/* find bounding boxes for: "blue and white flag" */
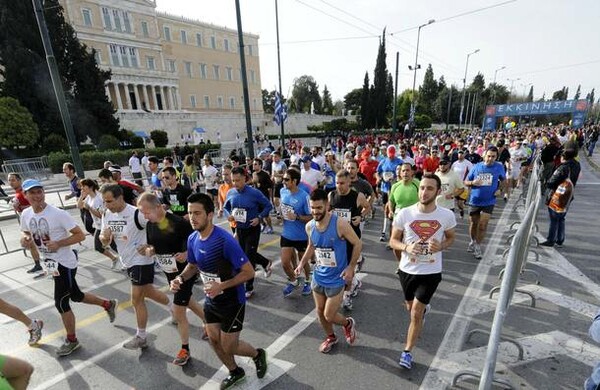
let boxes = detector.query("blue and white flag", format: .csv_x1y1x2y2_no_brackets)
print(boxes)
273,92,288,126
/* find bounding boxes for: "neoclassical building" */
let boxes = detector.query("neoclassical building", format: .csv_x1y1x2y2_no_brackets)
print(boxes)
59,0,265,144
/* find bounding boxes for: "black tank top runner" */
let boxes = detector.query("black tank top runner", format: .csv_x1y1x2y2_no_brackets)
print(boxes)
329,189,361,238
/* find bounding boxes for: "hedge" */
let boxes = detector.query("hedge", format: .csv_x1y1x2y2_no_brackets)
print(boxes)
47,144,221,173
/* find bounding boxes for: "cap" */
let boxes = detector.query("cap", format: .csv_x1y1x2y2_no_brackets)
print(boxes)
108,165,121,173
22,179,43,192
387,145,396,154
440,158,451,165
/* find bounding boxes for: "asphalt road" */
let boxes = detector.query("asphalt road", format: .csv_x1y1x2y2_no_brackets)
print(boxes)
0,160,598,390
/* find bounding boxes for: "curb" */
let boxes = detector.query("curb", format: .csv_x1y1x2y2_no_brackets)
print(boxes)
583,152,600,172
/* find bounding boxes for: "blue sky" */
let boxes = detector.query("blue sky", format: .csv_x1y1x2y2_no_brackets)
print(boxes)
156,0,600,102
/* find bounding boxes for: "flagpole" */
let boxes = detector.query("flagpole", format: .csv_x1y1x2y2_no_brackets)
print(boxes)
275,0,285,148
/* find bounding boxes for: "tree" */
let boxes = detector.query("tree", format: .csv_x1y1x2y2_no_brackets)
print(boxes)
588,88,595,105
44,133,69,153
574,84,581,100
552,87,568,101
0,0,119,146
527,86,534,102
322,85,334,115
371,30,390,128
0,97,39,149
291,75,322,114
344,88,362,115
417,64,438,117
414,114,432,129
150,130,169,148
360,72,372,128
97,134,120,151
262,89,276,113
333,100,344,116
396,89,414,121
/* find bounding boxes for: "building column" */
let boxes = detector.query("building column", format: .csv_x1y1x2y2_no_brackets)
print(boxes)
142,84,150,111
105,85,112,102
123,83,132,110
163,86,172,110
174,87,182,110
114,82,123,110
132,84,141,111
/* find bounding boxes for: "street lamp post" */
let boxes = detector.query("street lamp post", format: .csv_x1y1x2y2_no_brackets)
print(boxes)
458,48,480,130
408,19,435,128
521,82,533,101
507,77,520,103
491,65,506,104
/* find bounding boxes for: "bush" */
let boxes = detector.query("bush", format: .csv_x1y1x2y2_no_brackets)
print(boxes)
130,136,145,149
97,135,120,151
415,114,433,129
47,144,221,173
150,130,169,147
44,134,68,153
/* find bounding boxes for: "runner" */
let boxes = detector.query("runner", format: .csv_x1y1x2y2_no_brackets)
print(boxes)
251,158,274,234
7,172,42,274
0,355,34,390
450,149,473,218
295,189,361,354
20,179,117,357
328,170,370,310
0,298,43,346
202,155,219,203
376,145,403,242
435,158,465,213
99,184,170,350
137,193,207,366
224,167,273,298
171,193,268,389
160,166,192,219
217,164,236,233
271,151,287,222
464,146,506,259
279,168,312,297
389,174,456,369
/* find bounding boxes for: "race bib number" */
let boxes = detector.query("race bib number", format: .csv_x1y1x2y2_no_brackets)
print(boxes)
409,242,436,264
383,172,394,182
232,208,247,223
334,208,351,222
200,271,223,295
281,204,295,221
169,195,180,206
43,259,60,277
477,173,493,186
315,248,337,267
156,254,178,273
107,221,127,241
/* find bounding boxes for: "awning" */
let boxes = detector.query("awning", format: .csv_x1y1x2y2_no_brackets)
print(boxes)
193,127,206,134
133,130,150,139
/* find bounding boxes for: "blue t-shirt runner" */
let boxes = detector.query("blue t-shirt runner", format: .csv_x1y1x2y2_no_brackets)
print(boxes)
280,187,310,241
467,161,506,207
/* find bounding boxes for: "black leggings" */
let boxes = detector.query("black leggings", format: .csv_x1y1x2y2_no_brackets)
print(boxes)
54,263,84,314
236,225,270,292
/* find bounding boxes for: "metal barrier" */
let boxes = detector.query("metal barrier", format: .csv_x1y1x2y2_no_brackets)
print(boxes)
452,156,543,390
1,156,52,180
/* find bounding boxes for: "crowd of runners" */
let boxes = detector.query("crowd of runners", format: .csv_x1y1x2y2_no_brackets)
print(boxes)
0,122,595,389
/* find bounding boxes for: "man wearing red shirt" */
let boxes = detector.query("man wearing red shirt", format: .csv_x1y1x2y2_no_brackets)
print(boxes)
8,173,42,274
359,154,379,189
423,149,441,175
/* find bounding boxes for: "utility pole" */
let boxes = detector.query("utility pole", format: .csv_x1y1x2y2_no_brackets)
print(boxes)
392,51,399,133
459,49,480,130
274,0,285,148
445,87,453,131
32,0,84,178
235,0,254,158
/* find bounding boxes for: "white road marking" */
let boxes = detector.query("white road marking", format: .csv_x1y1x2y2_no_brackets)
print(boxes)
420,198,514,389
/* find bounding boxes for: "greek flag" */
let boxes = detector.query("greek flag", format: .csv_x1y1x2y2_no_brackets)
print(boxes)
273,92,288,126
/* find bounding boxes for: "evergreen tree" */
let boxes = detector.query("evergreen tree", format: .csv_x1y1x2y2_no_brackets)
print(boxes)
322,85,334,115
372,29,390,128
589,88,595,105
527,86,534,102
0,0,119,145
574,84,581,100
344,88,362,115
417,64,438,117
360,72,372,128
291,75,322,114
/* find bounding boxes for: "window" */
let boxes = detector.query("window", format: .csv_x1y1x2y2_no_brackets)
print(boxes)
119,46,129,67
164,26,171,41
82,9,92,27
226,67,233,81
250,70,256,84
213,65,220,80
166,59,176,73
204,96,210,108
102,8,112,29
217,96,224,109
229,97,235,109
190,95,197,108
184,61,192,77
199,63,207,79
109,44,119,65
112,9,121,31
196,33,202,47
224,38,229,52
141,21,149,37
123,12,132,33
180,30,187,44
253,98,258,110
248,44,253,56
147,56,155,70
210,36,216,49
128,47,138,68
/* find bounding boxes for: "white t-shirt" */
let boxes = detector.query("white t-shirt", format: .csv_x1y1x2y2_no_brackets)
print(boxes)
85,193,105,230
301,167,323,191
202,165,219,190
290,153,300,166
312,155,326,169
141,155,149,170
451,159,473,181
102,204,152,267
436,170,464,209
392,204,456,275
20,204,78,268
129,156,141,173
399,155,415,166
509,147,528,171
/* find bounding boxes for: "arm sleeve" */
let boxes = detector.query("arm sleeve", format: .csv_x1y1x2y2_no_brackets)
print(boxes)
392,208,405,229
59,209,78,231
